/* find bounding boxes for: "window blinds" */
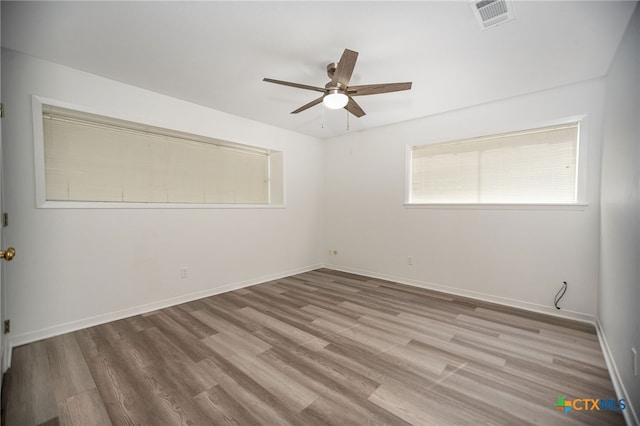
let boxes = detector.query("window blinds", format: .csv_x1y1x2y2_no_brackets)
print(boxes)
42,106,270,204
410,123,579,204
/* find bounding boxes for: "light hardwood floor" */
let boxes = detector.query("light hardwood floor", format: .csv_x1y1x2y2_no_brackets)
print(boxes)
1,269,626,425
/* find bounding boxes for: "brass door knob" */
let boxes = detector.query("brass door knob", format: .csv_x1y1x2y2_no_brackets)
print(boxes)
0,247,15,261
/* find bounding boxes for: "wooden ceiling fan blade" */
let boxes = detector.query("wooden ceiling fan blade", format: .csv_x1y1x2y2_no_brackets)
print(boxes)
263,78,326,93
345,97,366,118
291,96,324,114
348,82,412,96
331,49,359,88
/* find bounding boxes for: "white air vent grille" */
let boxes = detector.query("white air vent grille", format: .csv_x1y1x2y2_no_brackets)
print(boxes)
471,0,515,30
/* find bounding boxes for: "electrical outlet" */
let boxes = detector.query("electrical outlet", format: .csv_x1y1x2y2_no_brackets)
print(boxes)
180,267,188,279
407,256,414,266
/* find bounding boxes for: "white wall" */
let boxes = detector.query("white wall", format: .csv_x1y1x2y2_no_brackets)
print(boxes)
600,3,640,422
324,79,606,319
1,49,325,346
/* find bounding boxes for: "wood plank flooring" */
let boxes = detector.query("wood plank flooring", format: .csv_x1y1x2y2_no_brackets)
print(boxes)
2,269,626,425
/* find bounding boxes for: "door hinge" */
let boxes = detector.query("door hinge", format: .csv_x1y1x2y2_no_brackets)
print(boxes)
0,103,4,118
3,320,10,334
2,213,8,228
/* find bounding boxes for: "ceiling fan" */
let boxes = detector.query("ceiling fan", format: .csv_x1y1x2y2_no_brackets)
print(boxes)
263,48,412,118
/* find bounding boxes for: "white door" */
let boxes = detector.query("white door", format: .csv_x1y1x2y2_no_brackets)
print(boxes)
0,44,4,375
0,27,16,378
0,52,14,375
0,77,5,374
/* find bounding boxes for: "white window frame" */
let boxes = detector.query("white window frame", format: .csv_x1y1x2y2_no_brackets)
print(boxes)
32,96,285,209
405,117,589,210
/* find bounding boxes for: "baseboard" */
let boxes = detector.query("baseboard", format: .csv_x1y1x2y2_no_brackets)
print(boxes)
7,263,323,356
595,319,639,426
323,263,597,324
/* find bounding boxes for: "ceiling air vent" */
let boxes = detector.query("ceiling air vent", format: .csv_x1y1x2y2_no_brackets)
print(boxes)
470,0,515,30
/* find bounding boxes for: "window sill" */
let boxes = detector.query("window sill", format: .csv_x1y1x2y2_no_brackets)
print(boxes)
404,203,588,211
38,201,286,210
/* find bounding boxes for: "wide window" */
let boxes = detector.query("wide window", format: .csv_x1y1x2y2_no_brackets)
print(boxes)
39,104,282,206
409,123,580,204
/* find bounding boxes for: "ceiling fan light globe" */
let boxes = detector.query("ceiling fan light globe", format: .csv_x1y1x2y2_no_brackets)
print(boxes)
323,92,348,110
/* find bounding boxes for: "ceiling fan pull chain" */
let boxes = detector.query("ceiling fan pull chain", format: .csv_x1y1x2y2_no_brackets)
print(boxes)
346,107,350,131
321,104,325,128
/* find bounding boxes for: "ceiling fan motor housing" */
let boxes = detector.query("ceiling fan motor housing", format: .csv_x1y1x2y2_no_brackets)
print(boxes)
326,62,338,79
325,63,346,93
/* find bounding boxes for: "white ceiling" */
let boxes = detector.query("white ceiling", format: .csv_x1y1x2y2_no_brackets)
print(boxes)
2,1,637,139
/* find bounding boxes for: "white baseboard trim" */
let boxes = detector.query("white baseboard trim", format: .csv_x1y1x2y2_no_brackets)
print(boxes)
595,319,638,426
7,263,323,356
323,263,597,324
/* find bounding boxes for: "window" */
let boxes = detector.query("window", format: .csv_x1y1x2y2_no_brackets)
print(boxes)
409,123,580,204
39,103,283,206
